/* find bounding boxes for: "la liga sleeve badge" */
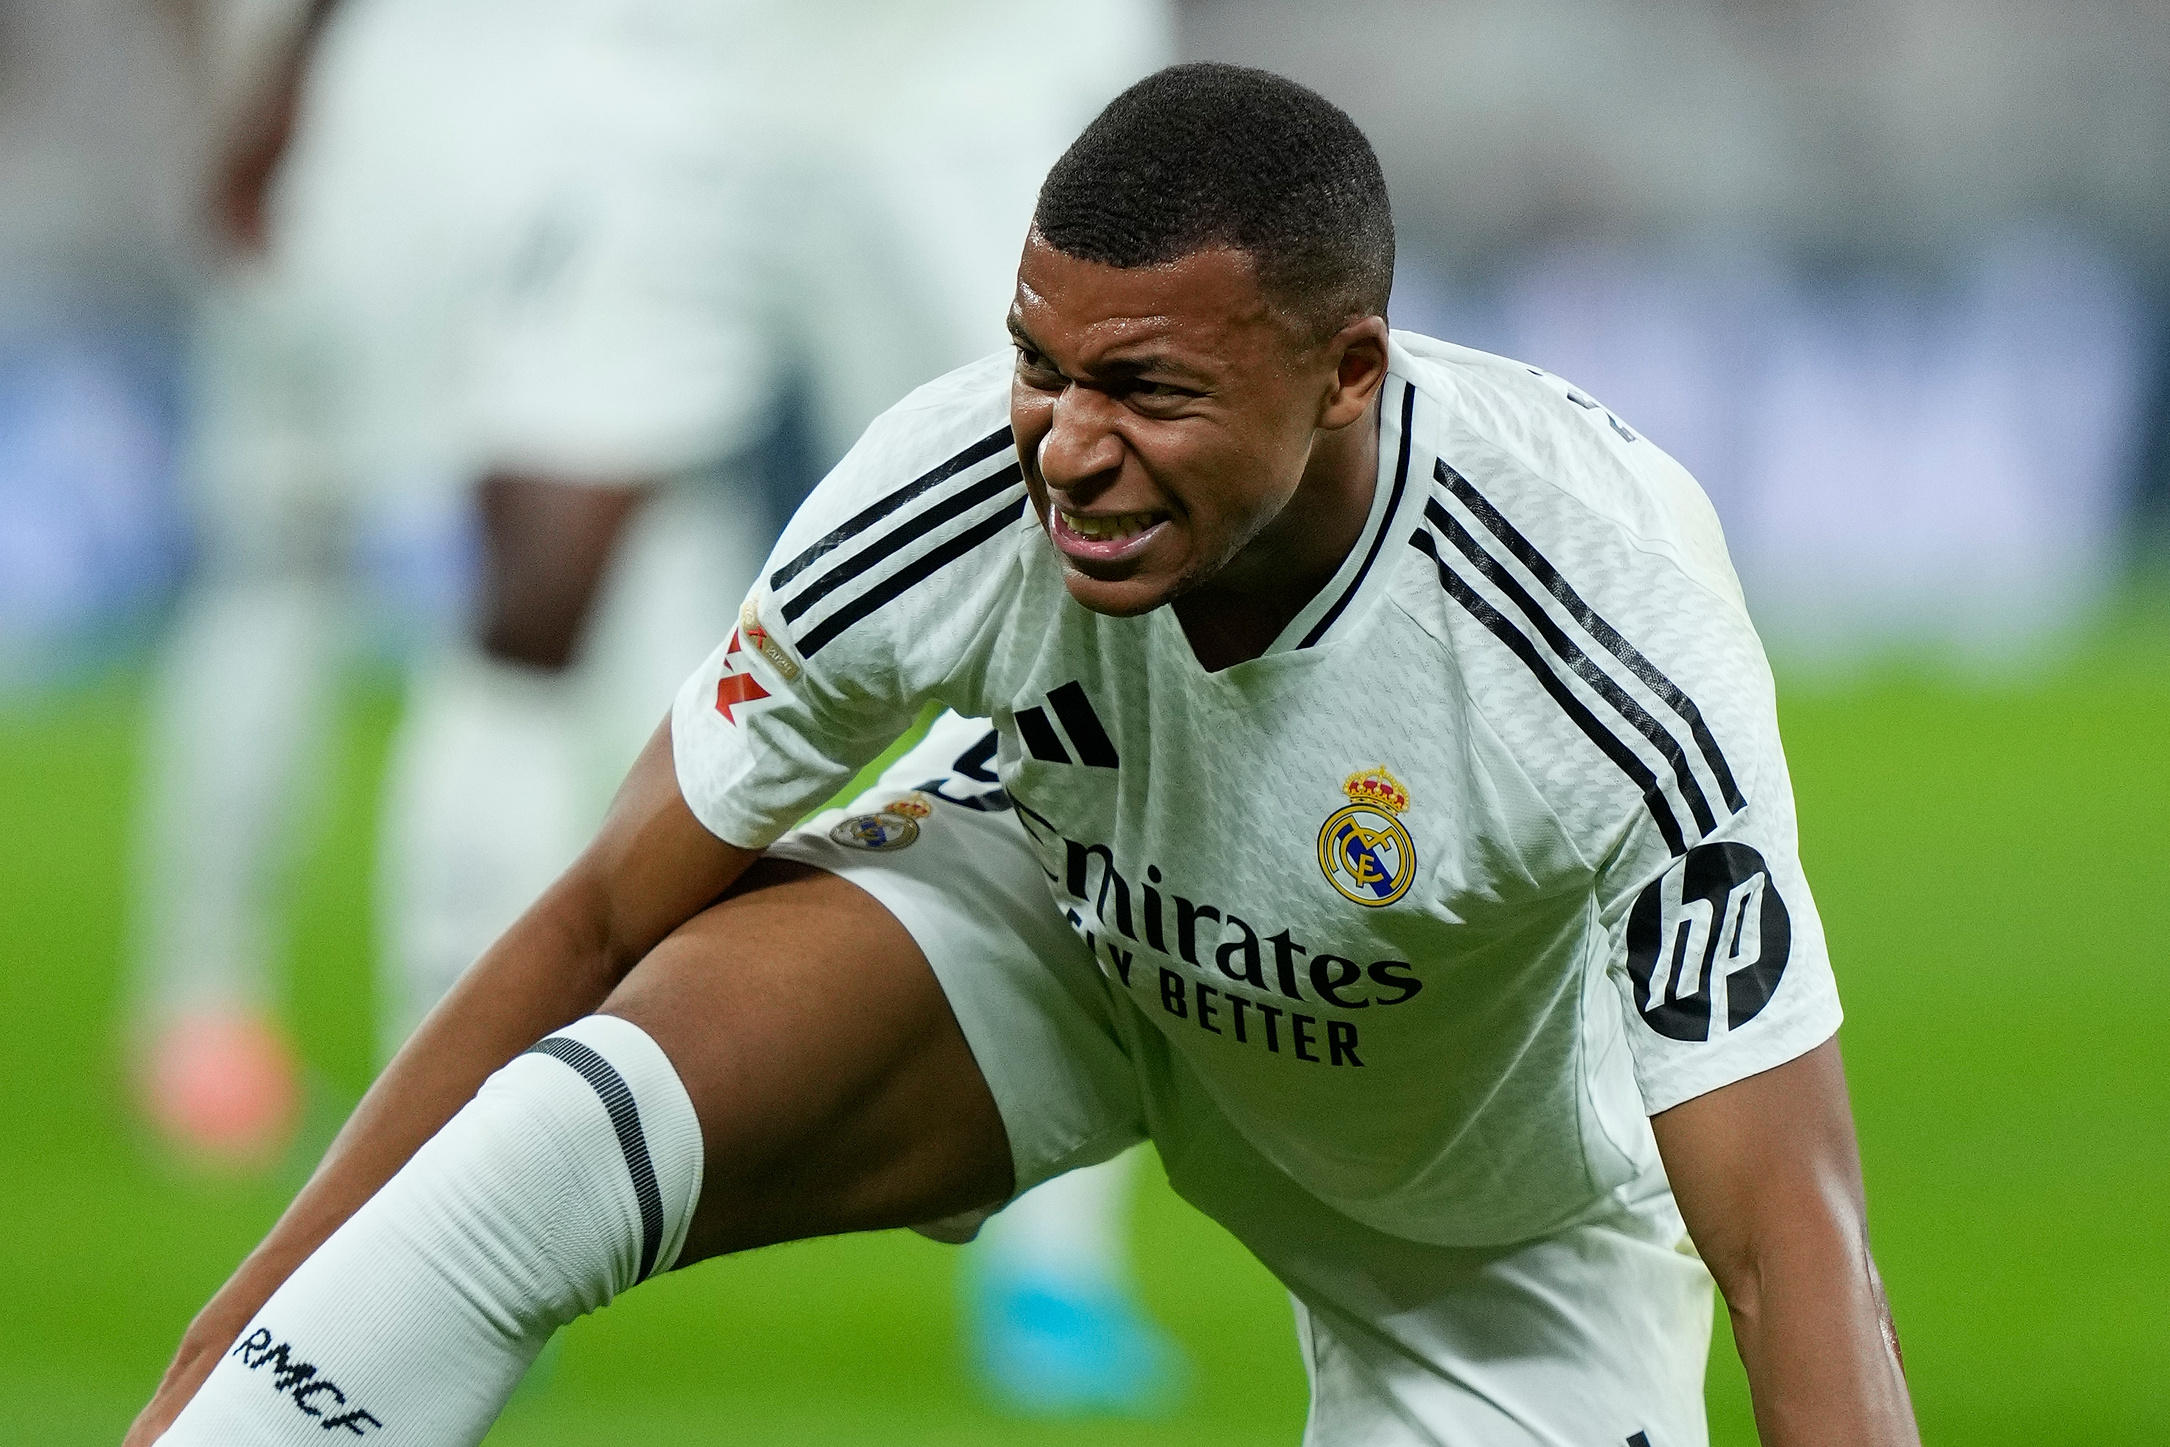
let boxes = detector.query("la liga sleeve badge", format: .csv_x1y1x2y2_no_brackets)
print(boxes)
1317,767,1417,906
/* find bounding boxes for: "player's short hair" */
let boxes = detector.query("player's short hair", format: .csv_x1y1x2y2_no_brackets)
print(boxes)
1035,63,1395,339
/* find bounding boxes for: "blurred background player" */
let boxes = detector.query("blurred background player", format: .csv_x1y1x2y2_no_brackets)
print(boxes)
125,0,1186,1415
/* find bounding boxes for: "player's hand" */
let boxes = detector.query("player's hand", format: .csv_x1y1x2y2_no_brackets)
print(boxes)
125,1203,336,1445
124,1294,253,1444
125,1333,216,1444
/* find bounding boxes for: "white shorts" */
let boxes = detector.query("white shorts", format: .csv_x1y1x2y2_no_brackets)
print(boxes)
769,714,1717,1447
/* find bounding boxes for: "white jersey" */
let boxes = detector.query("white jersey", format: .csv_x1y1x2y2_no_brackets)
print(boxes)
673,332,1843,1247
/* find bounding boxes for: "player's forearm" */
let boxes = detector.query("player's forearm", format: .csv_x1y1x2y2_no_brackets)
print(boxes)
264,887,632,1254
150,888,627,1361
206,0,344,250
135,867,689,1447
239,725,741,1293
1718,1221,1918,1446
1651,1042,1918,1446
131,731,742,1443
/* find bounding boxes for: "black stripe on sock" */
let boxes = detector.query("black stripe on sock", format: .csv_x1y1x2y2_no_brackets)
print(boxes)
1046,681,1119,767
1435,459,1746,813
796,496,1028,657
1423,496,1719,836
1412,529,1688,856
525,1036,665,1283
780,464,1023,624
1300,379,1417,649
770,426,1014,590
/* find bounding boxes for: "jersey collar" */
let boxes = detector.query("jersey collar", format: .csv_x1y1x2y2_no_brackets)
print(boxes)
1264,347,1431,655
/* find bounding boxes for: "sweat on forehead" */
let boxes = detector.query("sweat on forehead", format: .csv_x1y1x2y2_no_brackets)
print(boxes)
1033,62,1396,338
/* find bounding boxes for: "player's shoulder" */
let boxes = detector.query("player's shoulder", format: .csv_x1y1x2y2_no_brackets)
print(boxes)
757,350,1035,672
1385,332,1777,865
1392,331,1743,615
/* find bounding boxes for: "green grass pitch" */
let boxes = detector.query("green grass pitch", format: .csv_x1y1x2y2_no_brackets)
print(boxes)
1,595,2163,1443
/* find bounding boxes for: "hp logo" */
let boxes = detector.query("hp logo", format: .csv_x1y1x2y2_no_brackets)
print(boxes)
1626,842,1791,1042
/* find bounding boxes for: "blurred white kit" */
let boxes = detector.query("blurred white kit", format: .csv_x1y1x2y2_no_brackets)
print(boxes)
144,0,1174,1038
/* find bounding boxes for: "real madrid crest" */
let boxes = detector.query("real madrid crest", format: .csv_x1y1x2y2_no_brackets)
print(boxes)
1317,767,1416,907
829,792,933,852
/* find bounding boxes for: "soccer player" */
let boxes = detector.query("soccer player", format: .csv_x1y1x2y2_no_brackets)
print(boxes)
135,65,1920,1446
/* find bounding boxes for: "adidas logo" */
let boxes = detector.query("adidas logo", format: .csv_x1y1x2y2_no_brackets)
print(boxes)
1015,681,1119,768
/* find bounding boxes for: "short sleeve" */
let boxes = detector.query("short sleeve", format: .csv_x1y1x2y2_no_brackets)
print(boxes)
1423,347,1848,1116
1592,609,1844,1116
670,590,899,850
670,356,1030,849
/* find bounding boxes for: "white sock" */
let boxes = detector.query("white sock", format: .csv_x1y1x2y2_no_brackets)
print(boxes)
132,573,340,1019
159,1015,703,1445
979,1149,1141,1293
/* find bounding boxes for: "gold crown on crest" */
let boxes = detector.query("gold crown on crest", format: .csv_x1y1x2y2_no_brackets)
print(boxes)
1342,767,1409,814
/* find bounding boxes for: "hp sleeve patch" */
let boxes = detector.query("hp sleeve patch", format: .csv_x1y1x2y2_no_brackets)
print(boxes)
1625,841,1790,1042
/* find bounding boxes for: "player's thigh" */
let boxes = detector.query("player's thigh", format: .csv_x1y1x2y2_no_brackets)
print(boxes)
1287,1223,1712,1447
767,714,1151,1203
1157,1084,1711,1445
603,857,1013,1262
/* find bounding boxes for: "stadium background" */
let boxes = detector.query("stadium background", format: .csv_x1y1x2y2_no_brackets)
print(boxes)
2,1,2165,1441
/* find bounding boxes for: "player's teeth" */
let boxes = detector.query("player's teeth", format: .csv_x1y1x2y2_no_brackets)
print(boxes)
1065,511,1153,541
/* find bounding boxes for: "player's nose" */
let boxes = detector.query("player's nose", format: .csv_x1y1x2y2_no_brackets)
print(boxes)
1035,386,1126,498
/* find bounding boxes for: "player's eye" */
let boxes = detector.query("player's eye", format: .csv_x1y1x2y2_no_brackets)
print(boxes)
1013,344,1062,388
1126,379,1197,409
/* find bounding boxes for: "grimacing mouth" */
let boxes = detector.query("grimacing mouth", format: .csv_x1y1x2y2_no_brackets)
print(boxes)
1055,507,1165,541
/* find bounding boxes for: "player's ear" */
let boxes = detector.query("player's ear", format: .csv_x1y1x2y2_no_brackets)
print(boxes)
1316,315,1390,431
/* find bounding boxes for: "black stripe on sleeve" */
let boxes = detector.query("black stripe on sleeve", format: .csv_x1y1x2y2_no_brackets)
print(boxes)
1299,379,1417,649
1412,529,1688,856
1435,459,1746,813
795,495,1029,657
781,464,1022,623
1047,681,1119,767
1423,496,1719,836
525,1036,666,1283
769,426,1015,590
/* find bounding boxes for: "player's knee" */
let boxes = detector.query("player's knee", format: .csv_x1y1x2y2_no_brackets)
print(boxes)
461,1015,708,1309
